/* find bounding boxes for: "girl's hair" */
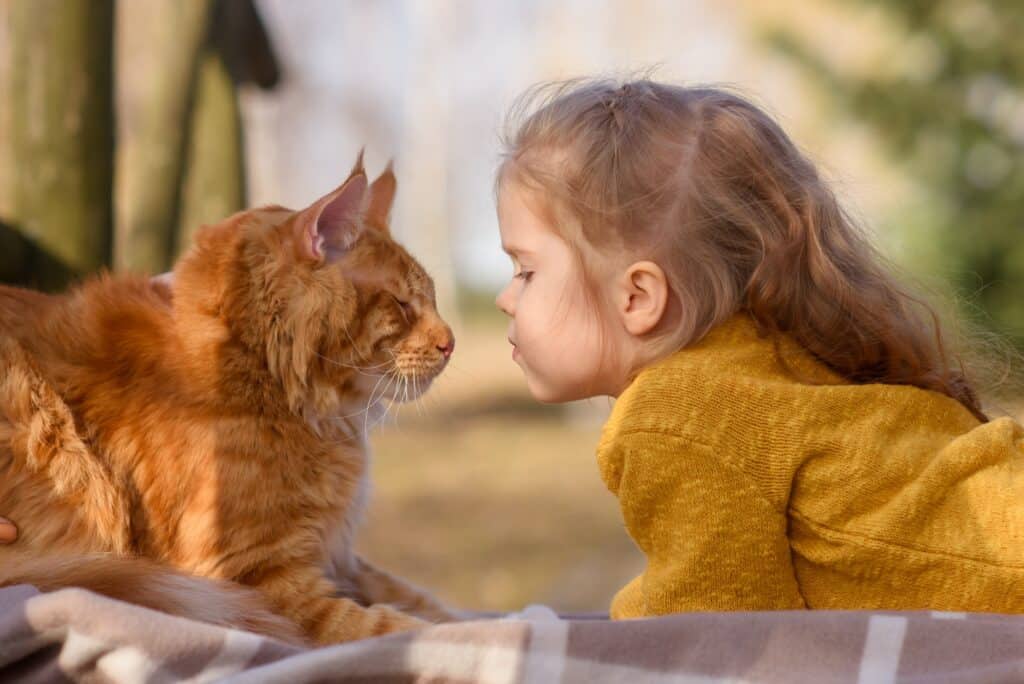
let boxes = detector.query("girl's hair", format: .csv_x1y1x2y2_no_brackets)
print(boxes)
499,77,995,422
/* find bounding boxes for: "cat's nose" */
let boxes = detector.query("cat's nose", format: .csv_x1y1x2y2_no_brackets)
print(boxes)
437,338,455,360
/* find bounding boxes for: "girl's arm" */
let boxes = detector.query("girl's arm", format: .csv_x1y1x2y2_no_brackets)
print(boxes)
610,433,806,615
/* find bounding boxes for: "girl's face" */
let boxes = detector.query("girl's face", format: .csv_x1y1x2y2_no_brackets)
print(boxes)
495,182,617,402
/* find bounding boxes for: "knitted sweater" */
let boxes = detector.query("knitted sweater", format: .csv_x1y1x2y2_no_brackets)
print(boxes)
597,312,1024,617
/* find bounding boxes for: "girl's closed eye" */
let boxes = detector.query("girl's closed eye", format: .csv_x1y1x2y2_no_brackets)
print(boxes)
515,270,534,282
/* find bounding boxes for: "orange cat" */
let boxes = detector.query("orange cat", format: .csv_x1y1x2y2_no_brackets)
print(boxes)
0,156,457,645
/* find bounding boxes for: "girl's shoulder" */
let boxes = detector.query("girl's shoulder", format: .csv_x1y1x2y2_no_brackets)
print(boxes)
627,312,843,402
604,311,979,449
664,313,845,382
604,314,802,441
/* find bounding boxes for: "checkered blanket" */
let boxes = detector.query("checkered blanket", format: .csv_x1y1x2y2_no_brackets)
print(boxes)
1,584,1021,683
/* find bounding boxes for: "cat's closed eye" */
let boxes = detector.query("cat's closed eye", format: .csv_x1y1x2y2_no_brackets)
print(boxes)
393,297,414,322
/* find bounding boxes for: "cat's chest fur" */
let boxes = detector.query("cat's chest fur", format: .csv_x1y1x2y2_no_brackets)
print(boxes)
69,379,371,579
12,278,382,585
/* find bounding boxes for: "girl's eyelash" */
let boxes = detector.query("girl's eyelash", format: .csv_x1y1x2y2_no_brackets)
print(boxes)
514,270,534,282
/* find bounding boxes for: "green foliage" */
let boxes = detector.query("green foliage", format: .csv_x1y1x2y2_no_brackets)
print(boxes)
765,0,1024,347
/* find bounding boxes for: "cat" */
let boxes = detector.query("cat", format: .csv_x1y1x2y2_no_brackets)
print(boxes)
0,154,458,646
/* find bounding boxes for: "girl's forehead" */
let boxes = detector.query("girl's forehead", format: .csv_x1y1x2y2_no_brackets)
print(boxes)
499,213,558,260
498,183,557,243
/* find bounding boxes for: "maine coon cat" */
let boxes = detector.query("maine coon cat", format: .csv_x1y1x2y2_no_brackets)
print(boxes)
0,156,457,645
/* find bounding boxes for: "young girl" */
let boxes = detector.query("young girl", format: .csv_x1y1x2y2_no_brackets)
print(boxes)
494,78,1023,616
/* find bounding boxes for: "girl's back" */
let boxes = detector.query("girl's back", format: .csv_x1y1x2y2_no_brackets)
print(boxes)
597,312,1024,616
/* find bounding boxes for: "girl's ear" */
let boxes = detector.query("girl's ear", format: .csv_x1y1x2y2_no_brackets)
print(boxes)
617,261,670,336
293,171,369,264
366,160,397,233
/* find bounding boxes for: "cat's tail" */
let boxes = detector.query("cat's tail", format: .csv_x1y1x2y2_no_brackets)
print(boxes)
0,551,307,646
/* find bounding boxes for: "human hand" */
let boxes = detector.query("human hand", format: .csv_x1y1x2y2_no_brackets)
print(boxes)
151,272,174,288
150,272,174,302
0,517,18,543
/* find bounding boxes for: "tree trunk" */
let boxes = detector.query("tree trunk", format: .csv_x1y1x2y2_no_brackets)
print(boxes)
1,0,114,289
0,1,26,282
113,0,213,273
175,47,246,258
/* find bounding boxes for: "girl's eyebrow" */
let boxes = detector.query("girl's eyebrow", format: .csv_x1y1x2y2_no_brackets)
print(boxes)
501,244,534,257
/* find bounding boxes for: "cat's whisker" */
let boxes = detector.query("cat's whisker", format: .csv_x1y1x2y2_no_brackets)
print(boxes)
369,369,393,401
399,376,415,423
385,382,404,430
363,381,382,435
365,371,393,414
413,374,425,417
338,369,393,422
371,377,401,432
364,369,400,434
309,347,391,376
419,386,431,417
337,319,373,364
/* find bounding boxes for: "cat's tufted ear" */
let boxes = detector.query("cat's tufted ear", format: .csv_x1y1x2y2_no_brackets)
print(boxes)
293,172,368,264
365,160,396,233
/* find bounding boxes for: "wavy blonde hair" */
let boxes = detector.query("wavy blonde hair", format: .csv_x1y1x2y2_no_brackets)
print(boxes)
499,78,996,422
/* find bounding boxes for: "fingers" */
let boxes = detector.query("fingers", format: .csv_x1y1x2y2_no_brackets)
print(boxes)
0,517,17,543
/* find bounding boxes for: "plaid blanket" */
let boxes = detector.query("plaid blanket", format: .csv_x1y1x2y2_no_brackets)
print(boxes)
1,585,1022,683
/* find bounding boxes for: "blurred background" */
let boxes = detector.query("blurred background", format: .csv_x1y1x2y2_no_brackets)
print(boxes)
1,0,1022,613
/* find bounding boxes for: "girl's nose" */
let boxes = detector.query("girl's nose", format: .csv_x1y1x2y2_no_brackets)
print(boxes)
495,285,514,317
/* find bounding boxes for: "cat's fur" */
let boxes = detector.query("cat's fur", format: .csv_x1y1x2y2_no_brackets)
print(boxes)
0,157,457,645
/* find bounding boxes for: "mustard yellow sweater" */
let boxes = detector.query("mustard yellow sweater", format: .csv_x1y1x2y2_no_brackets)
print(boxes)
598,312,1024,617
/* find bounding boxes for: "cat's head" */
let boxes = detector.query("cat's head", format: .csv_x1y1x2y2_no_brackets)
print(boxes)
175,154,453,418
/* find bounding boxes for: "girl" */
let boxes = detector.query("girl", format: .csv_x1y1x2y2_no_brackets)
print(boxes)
494,78,1023,616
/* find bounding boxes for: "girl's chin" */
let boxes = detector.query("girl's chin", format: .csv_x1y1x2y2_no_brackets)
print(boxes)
517,360,579,403
525,378,573,404
528,375,607,404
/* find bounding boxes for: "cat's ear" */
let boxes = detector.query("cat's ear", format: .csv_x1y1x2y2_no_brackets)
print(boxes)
293,172,368,264
365,160,396,233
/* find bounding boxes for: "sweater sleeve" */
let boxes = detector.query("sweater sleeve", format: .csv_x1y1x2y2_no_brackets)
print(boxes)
608,431,806,617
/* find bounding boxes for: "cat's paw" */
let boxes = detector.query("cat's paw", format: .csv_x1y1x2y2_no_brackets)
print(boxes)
386,610,431,633
409,602,471,624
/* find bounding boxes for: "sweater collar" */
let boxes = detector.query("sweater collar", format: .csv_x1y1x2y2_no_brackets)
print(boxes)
595,312,764,494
